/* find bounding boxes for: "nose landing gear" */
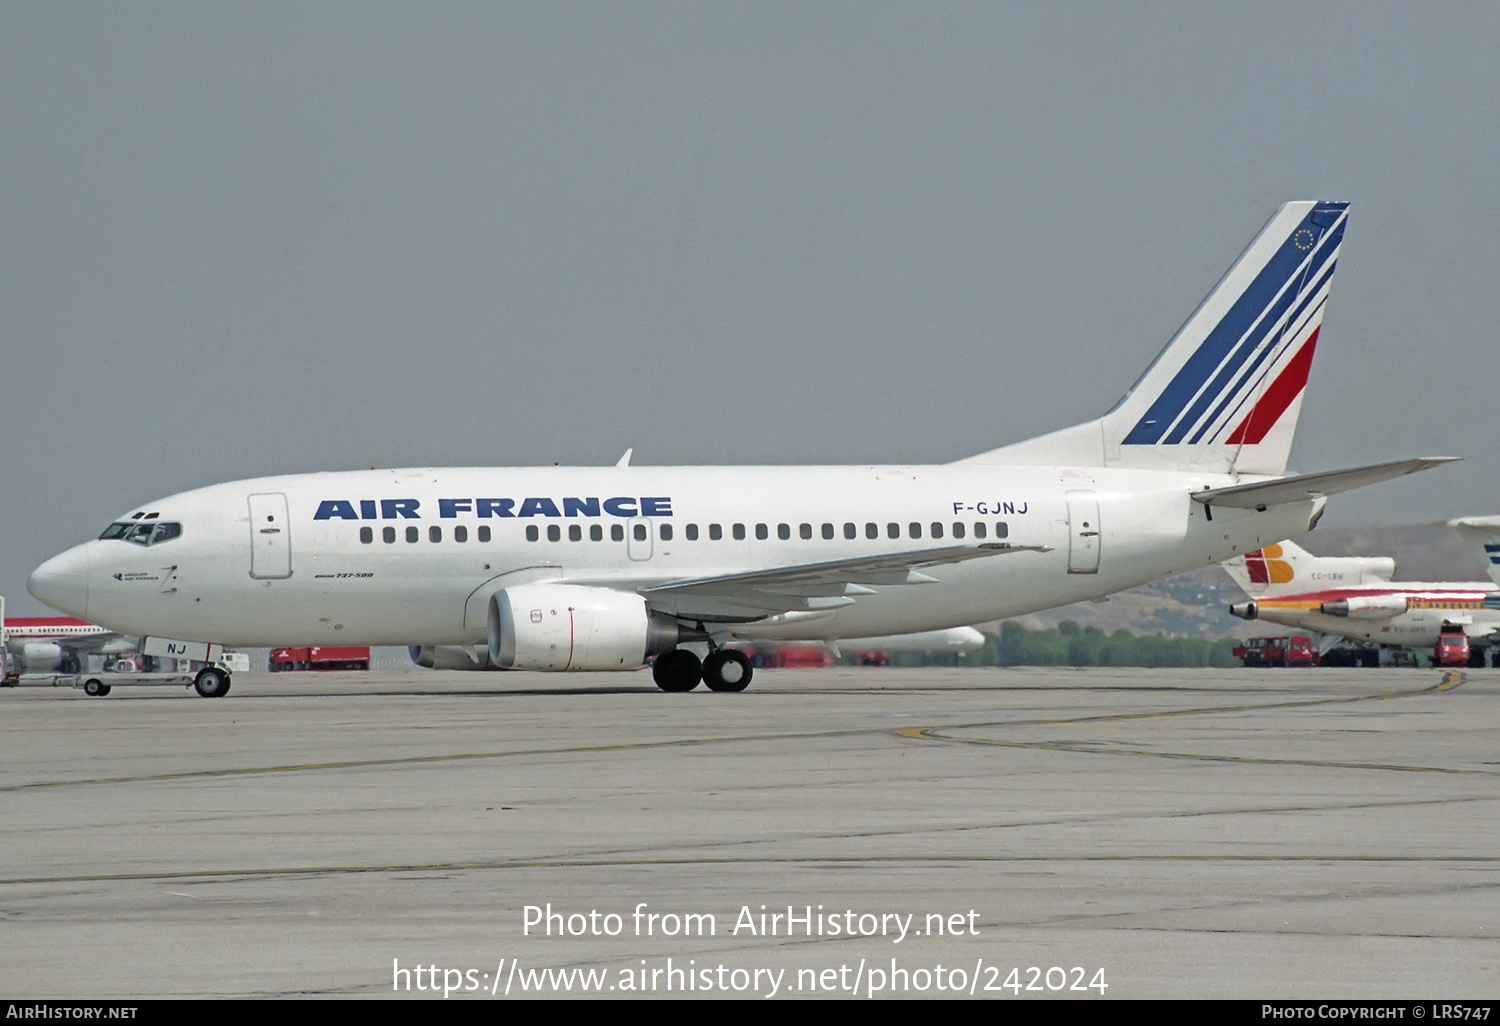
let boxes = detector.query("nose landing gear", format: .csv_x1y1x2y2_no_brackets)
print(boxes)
193,666,231,698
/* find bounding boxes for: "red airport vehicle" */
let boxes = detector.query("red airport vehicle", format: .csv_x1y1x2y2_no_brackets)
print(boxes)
269,646,371,671
1232,635,1316,668
742,644,835,669
1433,630,1470,668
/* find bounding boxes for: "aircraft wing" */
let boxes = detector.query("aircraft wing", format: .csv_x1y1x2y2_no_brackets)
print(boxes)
65,633,134,655
1191,457,1457,511
640,543,1051,621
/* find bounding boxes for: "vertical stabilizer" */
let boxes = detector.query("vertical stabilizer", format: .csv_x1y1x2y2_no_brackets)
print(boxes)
963,201,1349,475
1449,516,1500,587
1223,538,1395,597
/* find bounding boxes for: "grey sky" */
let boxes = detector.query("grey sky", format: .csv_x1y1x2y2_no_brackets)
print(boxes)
4,3,1496,614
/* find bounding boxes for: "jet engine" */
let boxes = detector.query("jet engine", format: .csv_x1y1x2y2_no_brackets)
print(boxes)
21,642,64,672
1229,601,1258,620
487,584,699,671
1320,595,1409,618
408,645,501,671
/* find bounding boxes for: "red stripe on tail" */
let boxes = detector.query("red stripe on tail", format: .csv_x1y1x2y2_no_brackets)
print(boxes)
1226,328,1319,445
1245,550,1269,585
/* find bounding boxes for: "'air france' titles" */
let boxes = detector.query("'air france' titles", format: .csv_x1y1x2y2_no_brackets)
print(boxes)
313,497,673,521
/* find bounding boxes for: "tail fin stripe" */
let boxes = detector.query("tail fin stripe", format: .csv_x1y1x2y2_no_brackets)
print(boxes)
1160,242,1321,445
1189,281,1331,446
1224,328,1320,445
1245,549,1270,584
1187,241,1338,446
1214,311,1322,445
1159,216,1345,445
1122,204,1347,446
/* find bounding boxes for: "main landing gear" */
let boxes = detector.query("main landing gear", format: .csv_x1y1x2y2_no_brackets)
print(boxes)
651,647,753,693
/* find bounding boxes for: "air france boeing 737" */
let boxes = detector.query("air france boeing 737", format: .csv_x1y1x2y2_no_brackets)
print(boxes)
29,201,1452,694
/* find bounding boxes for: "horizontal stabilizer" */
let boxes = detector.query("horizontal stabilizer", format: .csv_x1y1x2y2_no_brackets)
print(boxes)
1191,457,1457,510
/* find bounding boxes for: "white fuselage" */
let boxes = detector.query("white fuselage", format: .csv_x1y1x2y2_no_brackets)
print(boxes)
32,464,1318,649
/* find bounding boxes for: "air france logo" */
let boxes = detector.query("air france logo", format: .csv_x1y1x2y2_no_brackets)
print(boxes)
312,497,673,521
1244,544,1294,585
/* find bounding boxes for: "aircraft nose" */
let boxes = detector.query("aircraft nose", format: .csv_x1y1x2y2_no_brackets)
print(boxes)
28,545,90,618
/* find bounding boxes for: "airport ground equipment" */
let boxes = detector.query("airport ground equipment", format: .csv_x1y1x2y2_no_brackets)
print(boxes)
269,646,370,671
1433,630,1470,668
1232,635,1316,668
1,663,234,697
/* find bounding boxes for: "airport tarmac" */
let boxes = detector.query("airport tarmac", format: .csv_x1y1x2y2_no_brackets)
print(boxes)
1,665,1496,999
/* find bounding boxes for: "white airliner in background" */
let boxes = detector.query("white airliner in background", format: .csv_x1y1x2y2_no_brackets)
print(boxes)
1223,535,1500,664
29,201,1453,694
1451,516,1500,588
0,596,134,674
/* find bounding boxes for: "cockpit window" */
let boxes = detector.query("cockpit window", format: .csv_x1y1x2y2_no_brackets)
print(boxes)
98,521,183,546
123,523,156,544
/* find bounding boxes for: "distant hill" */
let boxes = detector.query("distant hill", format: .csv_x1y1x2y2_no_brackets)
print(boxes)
994,519,1497,641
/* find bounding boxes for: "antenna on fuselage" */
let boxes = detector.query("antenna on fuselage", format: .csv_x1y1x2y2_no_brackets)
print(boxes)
616,449,633,468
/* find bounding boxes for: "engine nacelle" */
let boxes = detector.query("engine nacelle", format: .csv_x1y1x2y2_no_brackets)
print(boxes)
1320,595,1408,618
1229,601,1258,620
1350,557,1397,584
408,645,501,671
21,642,63,672
488,584,694,671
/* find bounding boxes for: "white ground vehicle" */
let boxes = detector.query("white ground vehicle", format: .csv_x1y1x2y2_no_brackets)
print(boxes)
1,664,234,698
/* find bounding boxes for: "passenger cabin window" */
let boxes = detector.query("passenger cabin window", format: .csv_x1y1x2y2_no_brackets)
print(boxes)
477,525,491,543
526,525,539,542
660,524,673,541
952,522,965,539
995,522,1008,538
590,525,603,541
430,526,442,543
974,522,987,539
778,524,791,540
686,524,699,541
455,525,468,542
799,523,812,540
755,524,768,540
547,525,561,542
360,527,373,544
909,522,922,539
710,524,723,540
383,526,396,544
633,524,647,541
866,523,878,539
930,522,944,539
843,523,856,540
887,523,900,539
612,524,625,542
734,524,746,540
569,524,582,541
406,526,419,543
